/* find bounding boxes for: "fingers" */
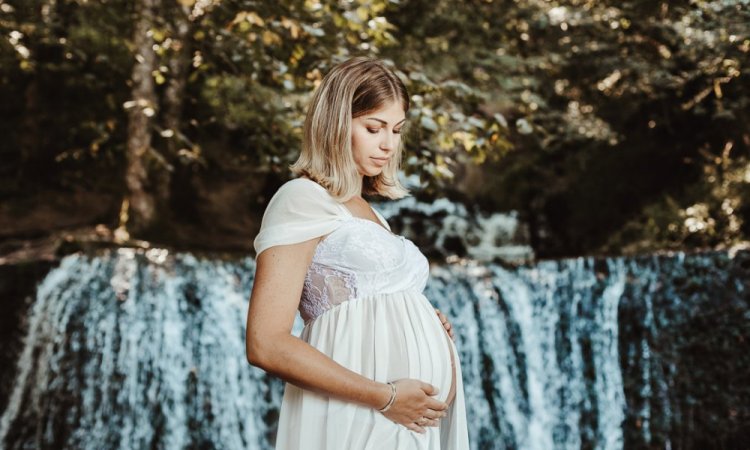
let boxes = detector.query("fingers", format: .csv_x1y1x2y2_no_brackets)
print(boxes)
388,405,447,434
420,382,439,396
386,377,451,434
436,309,449,325
410,407,448,433
446,324,454,340
420,418,440,428
436,309,456,340
405,423,426,434
428,398,450,411
405,413,443,434
423,408,448,420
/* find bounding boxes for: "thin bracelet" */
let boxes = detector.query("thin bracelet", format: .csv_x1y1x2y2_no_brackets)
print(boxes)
378,382,397,412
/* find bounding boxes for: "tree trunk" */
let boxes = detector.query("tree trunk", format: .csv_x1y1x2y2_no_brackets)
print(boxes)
164,4,192,158
160,2,193,209
125,0,159,234
19,79,40,187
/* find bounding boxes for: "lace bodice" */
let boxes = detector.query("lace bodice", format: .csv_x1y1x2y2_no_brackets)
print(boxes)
300,215,430,325
252,177,430,326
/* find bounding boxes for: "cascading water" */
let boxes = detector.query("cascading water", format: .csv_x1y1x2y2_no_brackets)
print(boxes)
0,249,278,450
1,247,748,449
426,258,626,450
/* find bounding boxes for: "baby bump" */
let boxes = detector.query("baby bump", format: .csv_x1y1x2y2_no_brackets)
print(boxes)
374,295,457,407
424,307,457,408
301,292,457,406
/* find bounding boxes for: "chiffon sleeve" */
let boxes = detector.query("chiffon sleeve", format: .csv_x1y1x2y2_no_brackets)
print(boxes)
253,178,347,256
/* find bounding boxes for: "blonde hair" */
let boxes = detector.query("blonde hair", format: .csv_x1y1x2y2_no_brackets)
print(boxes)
290,56,410,201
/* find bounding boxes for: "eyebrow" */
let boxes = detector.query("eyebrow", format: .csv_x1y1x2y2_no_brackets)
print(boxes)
366,117,407,126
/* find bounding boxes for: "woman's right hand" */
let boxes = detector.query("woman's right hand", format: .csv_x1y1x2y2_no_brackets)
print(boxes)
378,379,449,434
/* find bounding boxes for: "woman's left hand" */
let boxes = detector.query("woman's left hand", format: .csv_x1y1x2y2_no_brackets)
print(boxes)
435,308,455,341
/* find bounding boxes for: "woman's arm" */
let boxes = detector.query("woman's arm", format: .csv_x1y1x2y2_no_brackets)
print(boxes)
246,237,388,409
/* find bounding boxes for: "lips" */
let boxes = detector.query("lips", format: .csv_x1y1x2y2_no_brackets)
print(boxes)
371,157,389,165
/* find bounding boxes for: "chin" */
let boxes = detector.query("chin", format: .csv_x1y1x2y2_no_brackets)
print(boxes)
358,167,382,177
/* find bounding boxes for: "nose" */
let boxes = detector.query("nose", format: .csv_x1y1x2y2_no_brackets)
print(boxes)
380,130,395,152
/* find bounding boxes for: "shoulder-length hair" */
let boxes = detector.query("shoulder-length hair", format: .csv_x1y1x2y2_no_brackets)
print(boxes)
289,56,410,201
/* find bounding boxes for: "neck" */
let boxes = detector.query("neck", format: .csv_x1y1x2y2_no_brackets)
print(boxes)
355,174,364,198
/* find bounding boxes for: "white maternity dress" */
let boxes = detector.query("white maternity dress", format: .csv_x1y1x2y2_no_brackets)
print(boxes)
253,178,470,450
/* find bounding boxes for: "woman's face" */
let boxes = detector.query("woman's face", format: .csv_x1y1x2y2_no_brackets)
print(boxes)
351,100,406,178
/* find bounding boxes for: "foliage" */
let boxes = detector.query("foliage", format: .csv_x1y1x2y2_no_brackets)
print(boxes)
0,0,748,258
0,0,133,195
385,0,750,257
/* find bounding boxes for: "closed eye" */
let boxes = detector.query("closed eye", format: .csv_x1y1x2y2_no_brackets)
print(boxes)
367,128,402,134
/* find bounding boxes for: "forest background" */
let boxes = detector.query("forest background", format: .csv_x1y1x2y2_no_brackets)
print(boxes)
1,0,749,261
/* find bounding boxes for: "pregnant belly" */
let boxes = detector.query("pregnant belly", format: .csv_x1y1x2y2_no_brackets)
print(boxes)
396,292,458,408
377,292,457,407
427,306,457,408
301,291,457,407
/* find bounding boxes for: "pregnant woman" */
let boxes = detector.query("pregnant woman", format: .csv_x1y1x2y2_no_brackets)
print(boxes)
246,56,470,449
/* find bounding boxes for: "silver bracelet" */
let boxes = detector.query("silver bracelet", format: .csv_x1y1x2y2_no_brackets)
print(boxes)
378,382,397,412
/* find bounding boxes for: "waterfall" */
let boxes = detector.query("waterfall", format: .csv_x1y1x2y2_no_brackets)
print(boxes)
0,249,277,449
1,248,748,449
426,258,626,450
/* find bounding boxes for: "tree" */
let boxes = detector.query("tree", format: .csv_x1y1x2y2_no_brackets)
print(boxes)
124,0,160,235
